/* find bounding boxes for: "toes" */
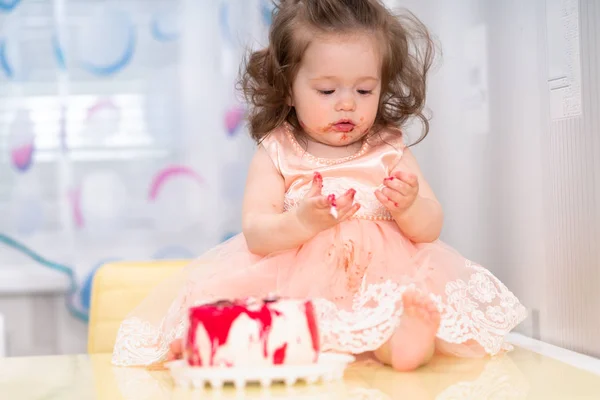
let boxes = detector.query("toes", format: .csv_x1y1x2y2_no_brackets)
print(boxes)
402,289,428,308
423,299,440,315
415,292,432,307
401,292,418,314
417,305,433,321
401,289,440,322
401,289,417,304
169,339,183,359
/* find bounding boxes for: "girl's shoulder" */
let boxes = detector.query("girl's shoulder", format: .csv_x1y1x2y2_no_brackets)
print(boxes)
258,125,290,173
259,124,289,158
259,124,287,150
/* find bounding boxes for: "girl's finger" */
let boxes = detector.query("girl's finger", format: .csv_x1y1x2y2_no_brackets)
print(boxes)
381,187,402,205
335,189,356,209
335,200,356,218
340,203,361,221
306,172,324,198
392,171,418,187
309,195,331,209
384,177,411,196
375,189,398,210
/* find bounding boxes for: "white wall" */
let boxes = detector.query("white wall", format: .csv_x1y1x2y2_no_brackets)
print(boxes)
394,0,600,356
540,0,600,355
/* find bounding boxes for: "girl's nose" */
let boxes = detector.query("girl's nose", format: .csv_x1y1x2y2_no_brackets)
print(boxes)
335,92,356,112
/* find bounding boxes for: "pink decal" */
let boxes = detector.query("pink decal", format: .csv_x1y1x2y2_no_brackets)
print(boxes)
67,188,84,228
11,143,34,172
224,106,245,136
86,98,119,121
148,166,204,201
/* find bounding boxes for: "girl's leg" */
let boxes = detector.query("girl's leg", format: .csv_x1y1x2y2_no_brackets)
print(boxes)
373,289,440,371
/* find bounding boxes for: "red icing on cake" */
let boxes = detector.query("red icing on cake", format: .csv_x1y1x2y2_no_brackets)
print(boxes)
273,343,287,364
185,297,320,367
186,302,275,366
304,301,320,359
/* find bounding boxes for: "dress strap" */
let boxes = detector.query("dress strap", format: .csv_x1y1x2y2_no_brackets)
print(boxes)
259,127,286,174
372,126,406,175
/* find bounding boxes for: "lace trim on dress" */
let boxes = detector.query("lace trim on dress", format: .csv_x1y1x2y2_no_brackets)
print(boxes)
112,260,526,366
435,260,527,354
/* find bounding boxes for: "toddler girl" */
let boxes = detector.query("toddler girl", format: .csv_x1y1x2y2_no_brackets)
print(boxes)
112,0,526,372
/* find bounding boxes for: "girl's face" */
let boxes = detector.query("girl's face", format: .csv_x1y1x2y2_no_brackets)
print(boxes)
290,32,382,147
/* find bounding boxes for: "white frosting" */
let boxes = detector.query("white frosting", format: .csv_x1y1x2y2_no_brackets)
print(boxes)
191,300,318,367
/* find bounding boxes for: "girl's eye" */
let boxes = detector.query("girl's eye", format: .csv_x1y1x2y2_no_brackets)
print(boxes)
358,90,373,95
317,90,335,95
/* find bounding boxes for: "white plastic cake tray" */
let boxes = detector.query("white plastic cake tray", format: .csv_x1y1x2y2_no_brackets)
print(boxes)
165,353,355,389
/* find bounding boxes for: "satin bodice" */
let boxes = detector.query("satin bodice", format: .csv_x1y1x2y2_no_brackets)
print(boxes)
261,123,407,221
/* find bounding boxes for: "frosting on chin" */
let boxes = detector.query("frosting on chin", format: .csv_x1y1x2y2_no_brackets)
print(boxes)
185,297,320,367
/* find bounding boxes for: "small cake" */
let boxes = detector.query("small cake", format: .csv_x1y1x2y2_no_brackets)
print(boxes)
184,296,320,367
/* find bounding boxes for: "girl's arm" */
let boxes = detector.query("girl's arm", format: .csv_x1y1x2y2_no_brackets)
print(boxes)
394,148,443,242
376,147,444,243
241,146,318,256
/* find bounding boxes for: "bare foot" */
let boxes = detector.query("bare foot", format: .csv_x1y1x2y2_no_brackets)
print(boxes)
167,338,184,361
146,339,184,370
374,289,440,371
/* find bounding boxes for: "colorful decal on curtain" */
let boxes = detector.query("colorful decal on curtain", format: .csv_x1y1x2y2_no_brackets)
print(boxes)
221,232,237,242
85,98,121,138
224,105,246,137
0,0,20,13
148,165,204,201
150,7,181,42
53,7,136,76
52,33,66,70
219,1,234,46
219,0,248,47
8,109,35,173
0,234,88,322
67,188,84,229
148,165,207,232
261,0,274,26
0,39,13,78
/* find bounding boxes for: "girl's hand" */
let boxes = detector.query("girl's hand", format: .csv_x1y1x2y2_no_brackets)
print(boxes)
296,172,361,234
375,171,419,217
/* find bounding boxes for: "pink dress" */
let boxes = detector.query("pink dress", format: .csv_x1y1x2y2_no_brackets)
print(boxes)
112,124,527,367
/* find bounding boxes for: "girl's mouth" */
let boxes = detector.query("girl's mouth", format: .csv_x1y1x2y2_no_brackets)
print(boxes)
331,120,355,132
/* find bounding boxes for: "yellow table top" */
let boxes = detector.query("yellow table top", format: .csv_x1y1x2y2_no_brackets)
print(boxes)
1,347,600,399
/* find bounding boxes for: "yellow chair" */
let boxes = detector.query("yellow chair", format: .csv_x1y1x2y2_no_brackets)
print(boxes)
87,260,190,354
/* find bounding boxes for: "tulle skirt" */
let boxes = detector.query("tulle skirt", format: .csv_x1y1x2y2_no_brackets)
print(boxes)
112,219,527,367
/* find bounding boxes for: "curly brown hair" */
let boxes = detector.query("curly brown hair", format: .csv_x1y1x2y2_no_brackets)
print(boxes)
238,0,436,146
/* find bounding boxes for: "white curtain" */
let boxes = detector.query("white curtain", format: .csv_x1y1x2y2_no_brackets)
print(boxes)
0,0,270,322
